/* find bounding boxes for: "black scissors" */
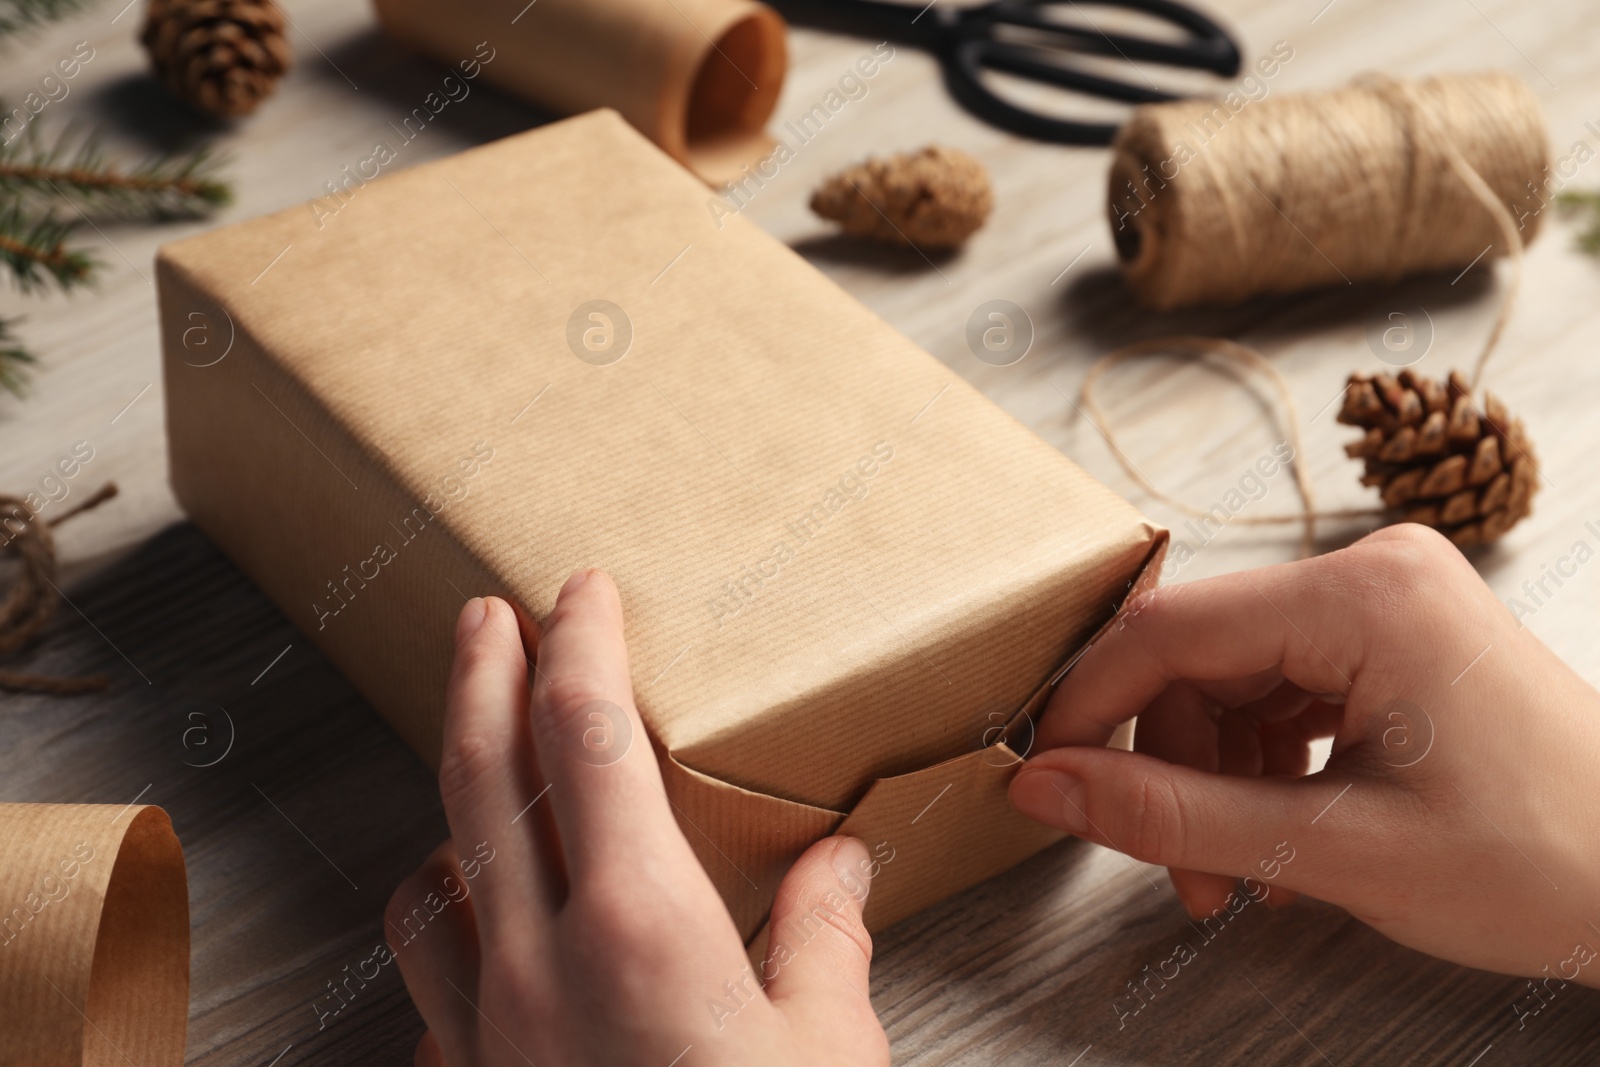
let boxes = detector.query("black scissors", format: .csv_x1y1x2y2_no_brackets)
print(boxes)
769,0,1241,145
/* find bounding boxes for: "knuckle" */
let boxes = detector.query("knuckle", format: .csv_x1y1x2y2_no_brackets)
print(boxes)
539,674,619,734
807,898,874,966
562,881,705,993
1354,524,1459,592
1126,772,1187,867
1358,521,1451,550
450,633,506,681
543,674,605,715
1119,582,1175,633
541,593,597,644
1136,580,1183,618
1311,524,1472,642
568,878,663,946
479,953,545,1014
437,730,502,809
767,891,873,975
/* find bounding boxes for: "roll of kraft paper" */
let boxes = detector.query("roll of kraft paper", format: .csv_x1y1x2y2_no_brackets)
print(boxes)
371,0,787,185
1108,72,1549,309
0,805,188,1067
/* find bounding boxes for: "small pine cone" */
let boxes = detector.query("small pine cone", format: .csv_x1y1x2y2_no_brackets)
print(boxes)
142,0,292,119
810,146,993,249
1338,368,1538,547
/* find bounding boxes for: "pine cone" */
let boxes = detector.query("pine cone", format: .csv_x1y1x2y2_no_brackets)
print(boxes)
810,146,993,249
1338,369,1537,547
141,0,292,119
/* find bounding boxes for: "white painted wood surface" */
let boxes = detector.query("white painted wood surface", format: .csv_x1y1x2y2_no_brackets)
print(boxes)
4,0,1600,1061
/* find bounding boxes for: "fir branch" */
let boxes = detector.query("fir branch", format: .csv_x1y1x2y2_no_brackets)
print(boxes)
1556,189,1600,255
0,201,93,292
0,317,34,396
0,118,233,221
0,0,99,37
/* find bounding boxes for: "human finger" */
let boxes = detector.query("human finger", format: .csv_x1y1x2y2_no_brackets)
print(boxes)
1037,559,1367,750
1169,866,1237,918
1132,686,1235,915
528,569,697,883
761,837,887,1062
387,840,481,1066
1010,744,1397,894
437,597,560,938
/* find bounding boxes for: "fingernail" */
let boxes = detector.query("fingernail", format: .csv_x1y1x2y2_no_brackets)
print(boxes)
456,597,489,644
560,568,590,598
832,837,872,904
1011,769,1088,834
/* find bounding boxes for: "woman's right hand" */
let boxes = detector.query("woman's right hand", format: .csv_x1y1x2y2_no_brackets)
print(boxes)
1010,525,1600,990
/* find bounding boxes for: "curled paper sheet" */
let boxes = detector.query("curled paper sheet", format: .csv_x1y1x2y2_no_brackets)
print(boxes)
0,805,188,1067
372,0,788,184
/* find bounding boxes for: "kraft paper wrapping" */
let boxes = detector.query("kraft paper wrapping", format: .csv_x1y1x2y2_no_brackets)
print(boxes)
0,805,188,1066
157,110,1165,940
371,0,787,184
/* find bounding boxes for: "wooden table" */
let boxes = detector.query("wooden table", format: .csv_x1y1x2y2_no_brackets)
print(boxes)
5,0,1600,1062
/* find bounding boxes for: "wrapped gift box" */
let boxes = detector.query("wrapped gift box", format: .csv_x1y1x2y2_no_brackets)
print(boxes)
158,109,1164,938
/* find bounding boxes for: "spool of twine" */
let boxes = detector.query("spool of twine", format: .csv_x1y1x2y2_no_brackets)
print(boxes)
1087,73,1548,554
0,483,118,694
1108,72,1549,310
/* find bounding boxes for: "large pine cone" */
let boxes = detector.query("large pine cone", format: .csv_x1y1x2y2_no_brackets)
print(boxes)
142,0,292,119
811,146,993,249
1339,369,1537,547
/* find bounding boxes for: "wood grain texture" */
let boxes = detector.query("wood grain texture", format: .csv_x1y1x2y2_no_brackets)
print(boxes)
3,0,1600,1062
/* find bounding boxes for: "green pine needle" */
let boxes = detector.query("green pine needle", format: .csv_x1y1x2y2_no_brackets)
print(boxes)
0,0,99,37
0,317,35,397
1556,189,1600,255
0,117,233,221
0,200,94,292
0,101,233,402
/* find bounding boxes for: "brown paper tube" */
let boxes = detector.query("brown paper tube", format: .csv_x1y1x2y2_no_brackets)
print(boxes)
371,0,788,185
0,805,188,1067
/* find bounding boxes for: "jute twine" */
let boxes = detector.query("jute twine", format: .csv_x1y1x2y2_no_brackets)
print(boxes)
1108,71,1547,310
0,483,118,694
1083,72,1543,555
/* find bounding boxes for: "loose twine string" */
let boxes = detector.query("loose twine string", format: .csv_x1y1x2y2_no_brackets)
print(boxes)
1081,74,1533,558
0,483,118,695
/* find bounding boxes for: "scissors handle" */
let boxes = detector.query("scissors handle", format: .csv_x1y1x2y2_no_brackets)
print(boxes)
988,0,1239,77
770,0,1243,146
939,0,1240,144
940,37,1165,145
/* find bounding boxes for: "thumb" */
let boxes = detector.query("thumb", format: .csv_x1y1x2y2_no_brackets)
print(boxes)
1010,746,1376,890
761,837,886,1055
